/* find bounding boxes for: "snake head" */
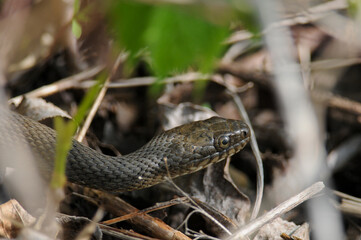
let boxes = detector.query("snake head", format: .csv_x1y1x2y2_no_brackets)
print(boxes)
163,116,250,177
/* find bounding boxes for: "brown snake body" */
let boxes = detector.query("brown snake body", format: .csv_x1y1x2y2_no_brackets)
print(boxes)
0,109,250,192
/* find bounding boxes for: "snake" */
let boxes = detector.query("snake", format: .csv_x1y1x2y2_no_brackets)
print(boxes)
0,108,250,192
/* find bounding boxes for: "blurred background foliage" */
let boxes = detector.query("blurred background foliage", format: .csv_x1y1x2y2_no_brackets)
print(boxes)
104,0,258,78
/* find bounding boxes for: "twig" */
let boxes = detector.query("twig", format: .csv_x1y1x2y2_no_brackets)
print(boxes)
254,1,344,239
178,210,221,240
100,224,159,240
9,65,104,106
225,0,347,44
334,191,361,218
76,55,124,142
313,8,361,48
255,0,324,199
101,197,188,225
310,58,361,70
226,182,325,240
163,157,232,236
75,208,104,240
83,188,191,240
76,72,210,89
326,135,361,172
312,90,361,115
225,0,348,44
179,210,201,235
227,90,264,220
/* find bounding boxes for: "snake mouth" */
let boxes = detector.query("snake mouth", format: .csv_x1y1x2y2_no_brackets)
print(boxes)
185,136,250,174
214,136,250,163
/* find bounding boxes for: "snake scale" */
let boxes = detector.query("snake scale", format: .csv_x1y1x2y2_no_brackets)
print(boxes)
0,108,250,192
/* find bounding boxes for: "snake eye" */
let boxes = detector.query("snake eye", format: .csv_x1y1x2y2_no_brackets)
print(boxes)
218,135,230,149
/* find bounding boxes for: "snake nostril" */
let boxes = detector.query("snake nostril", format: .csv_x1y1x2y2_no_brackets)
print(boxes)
241,128,249,139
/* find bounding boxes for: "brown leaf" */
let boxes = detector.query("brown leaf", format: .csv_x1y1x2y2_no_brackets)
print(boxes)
0,199,36,238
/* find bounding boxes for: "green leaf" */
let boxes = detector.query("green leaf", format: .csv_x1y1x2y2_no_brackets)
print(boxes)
74,0,81,14
51,117,75,188
108,0,153,58
51,73,107,189
72,19,82,39
230,0,259,35
348,0,361,18
144,6,229,76
107,1,229,77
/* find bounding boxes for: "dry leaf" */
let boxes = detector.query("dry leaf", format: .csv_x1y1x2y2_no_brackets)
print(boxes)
14,97,71,122
254,217,309,240
0,199,36,238
158,102,217,130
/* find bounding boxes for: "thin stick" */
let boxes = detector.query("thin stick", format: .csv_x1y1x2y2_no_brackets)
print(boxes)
225,0,347,44
75,55,124,142
101,197,188,225
226,182,325,240
254,0,344,239
312,90,361,115
85,188,191,240
76,72,210,89
9,65,104,106
228,90,264,220
75,208,104,240
163,157,232,236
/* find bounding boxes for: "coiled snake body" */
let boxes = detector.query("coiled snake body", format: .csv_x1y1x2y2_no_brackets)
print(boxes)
0,109,250,192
